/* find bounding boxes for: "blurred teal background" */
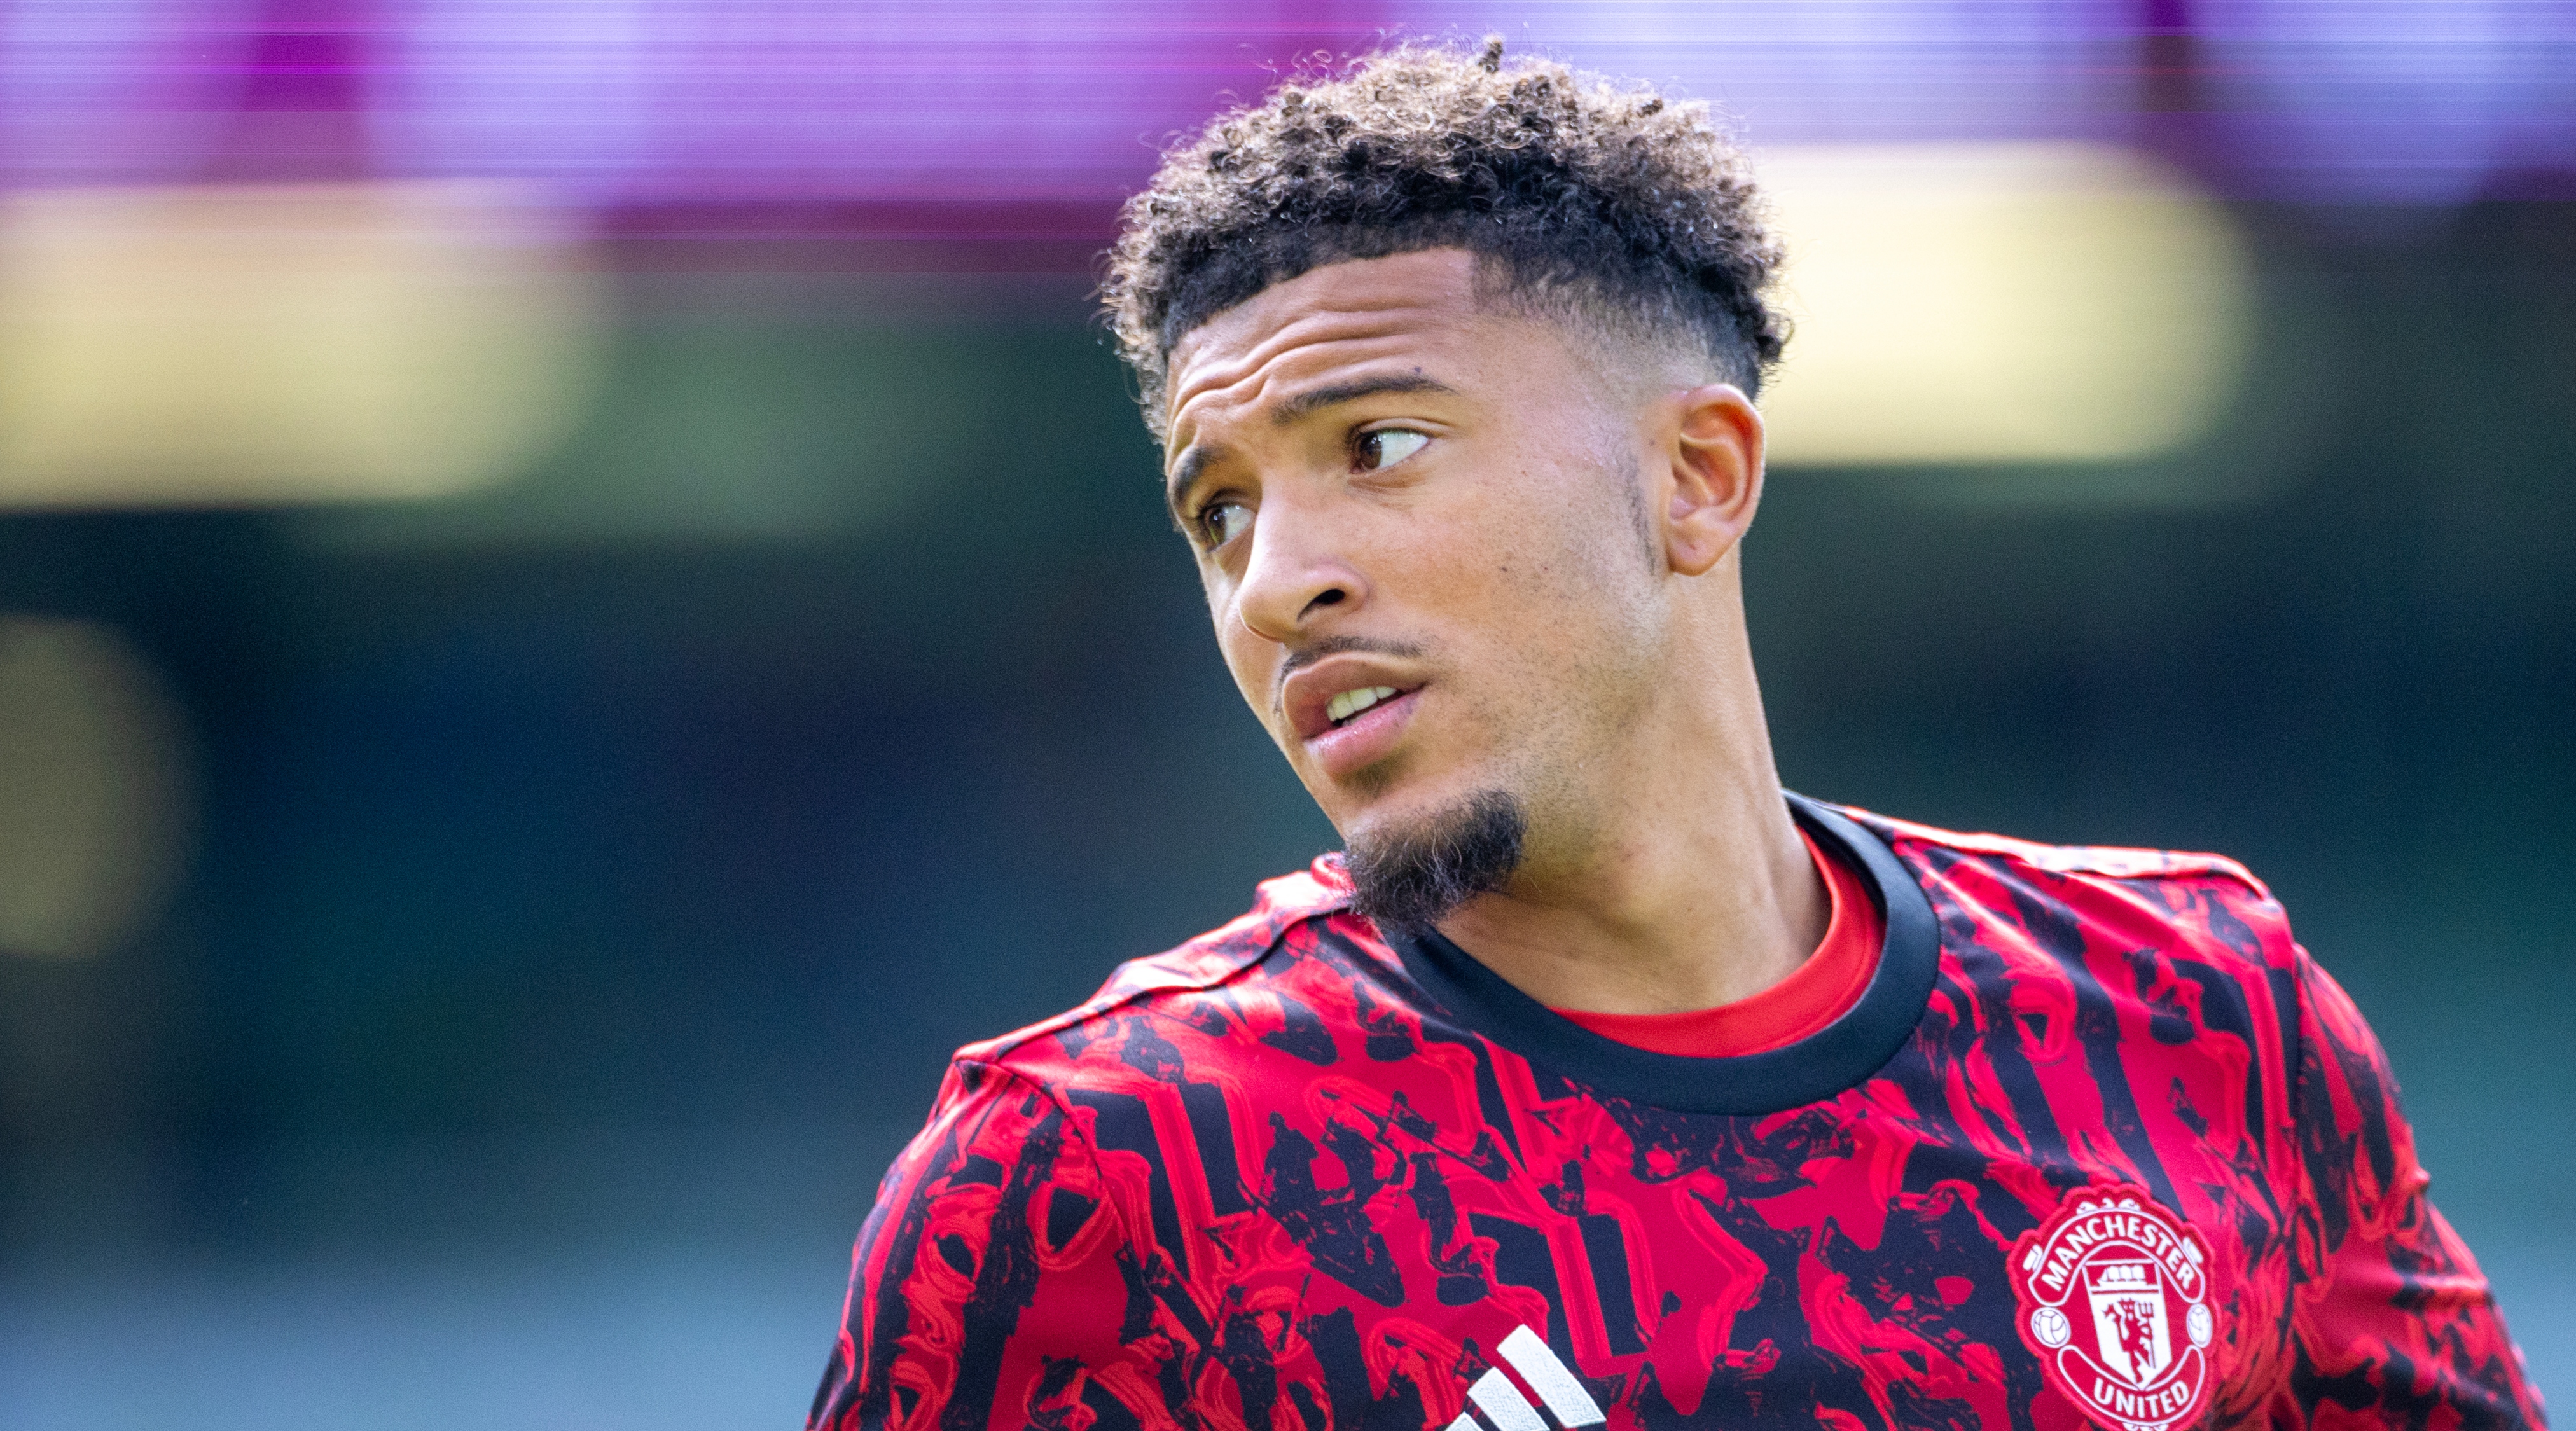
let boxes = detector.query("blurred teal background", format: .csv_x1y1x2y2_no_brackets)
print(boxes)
1,4,2572,1427
5,207,2571,1427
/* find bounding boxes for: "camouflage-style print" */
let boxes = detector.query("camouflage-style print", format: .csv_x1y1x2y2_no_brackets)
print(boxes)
809,803,2542,1431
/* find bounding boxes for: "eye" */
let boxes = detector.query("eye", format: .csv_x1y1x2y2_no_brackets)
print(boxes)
1354,429,1429,472
1196,499,1253,549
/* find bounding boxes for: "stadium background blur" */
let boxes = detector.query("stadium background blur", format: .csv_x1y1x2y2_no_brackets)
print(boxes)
0,3,2569,1426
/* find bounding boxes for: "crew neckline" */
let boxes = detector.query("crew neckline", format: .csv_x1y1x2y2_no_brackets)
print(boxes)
1385,794,1940,1116
1549,824,1885,1058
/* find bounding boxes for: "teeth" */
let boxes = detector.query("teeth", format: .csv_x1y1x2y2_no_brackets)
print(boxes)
1326,686,1401,725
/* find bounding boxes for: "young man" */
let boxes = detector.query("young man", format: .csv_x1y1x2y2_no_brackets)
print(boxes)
808,41,2542,1431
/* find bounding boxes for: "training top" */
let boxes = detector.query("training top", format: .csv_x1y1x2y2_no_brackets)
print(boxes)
807,796,2543,1431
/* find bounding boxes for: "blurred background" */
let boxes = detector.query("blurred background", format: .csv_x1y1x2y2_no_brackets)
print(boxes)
0,2,2568,1426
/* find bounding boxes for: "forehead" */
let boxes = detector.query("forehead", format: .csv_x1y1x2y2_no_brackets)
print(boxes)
1162,249,1509,443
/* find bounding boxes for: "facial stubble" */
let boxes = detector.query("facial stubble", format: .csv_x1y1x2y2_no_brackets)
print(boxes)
1306,331,1669,933
1344,787,1529,928
1341,446,1661,931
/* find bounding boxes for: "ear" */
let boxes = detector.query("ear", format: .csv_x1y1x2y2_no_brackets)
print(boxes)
1660,383,1766,577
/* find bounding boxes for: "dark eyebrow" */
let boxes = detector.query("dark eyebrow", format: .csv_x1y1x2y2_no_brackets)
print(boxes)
1270,373,1456,426
1165,443,1219,518
1165,373,1457,517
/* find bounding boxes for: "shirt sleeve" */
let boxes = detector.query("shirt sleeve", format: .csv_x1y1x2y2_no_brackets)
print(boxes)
2282,949,2547,1427
808,1058,1196,1431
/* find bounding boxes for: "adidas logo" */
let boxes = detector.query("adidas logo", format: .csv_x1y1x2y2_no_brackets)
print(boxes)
1447,1325,1607,1431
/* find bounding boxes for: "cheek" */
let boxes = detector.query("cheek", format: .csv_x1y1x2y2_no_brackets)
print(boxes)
1467,483,1641,620
1468,494,1663,705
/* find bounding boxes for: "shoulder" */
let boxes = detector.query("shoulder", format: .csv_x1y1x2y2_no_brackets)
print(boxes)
1848,803,2274,892
937,852,1380,1104
1828,799,2297,979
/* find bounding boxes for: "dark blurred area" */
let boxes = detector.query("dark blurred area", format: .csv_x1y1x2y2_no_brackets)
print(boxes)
0,4,2570,1427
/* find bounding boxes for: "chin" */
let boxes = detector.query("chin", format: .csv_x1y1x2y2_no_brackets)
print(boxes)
1329,749,1498,839
1333,770,1462,840
1340,787,1529,927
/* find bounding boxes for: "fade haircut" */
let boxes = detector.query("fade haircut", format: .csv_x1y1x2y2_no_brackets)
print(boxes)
1102,36,1789,439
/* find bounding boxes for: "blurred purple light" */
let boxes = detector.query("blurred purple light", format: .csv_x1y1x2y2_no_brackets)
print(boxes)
0,0,260,184
2200,0,2576,202
3,0,2572,219
375,1,1397,202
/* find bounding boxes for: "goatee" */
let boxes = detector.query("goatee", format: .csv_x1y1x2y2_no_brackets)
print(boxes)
1345,789,1528,927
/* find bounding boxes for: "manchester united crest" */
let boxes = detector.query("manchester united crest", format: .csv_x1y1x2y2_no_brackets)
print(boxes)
2011,1184,2217,1431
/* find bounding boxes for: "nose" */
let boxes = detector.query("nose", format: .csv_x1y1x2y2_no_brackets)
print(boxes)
1232,498,1368,645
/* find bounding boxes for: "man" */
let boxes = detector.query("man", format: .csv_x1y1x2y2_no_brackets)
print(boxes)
808,39,2542,1431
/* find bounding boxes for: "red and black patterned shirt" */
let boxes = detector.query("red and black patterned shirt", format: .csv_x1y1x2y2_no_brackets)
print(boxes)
808,798,2544,1431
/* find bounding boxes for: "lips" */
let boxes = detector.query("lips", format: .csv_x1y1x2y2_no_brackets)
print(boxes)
1326,685,1402,724
1303,686,1422,780
1281,654,1423,743
1279,653,1426,780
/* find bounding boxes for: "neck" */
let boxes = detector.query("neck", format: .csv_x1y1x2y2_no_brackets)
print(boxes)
1428,564,1827,1015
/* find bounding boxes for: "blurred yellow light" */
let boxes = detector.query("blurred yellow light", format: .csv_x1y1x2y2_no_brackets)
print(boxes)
0,182,602,507
0,618,193,960
1756,143,2253,466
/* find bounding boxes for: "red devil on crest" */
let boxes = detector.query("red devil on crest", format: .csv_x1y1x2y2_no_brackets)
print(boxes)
2011,1185,2218,1431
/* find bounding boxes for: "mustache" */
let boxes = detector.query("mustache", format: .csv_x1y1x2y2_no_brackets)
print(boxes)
1271,633,1430,714
1278,633,1428,678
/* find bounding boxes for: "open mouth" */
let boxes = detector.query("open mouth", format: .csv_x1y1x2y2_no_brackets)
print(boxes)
1325,685,1406,728
1296,679,1423,778
1281,659,1426,754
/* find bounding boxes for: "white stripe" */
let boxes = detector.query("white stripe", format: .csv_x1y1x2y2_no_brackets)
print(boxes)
1497,1326,1607,1428
1446,1418,1480,1431
1467,1369,1549,1431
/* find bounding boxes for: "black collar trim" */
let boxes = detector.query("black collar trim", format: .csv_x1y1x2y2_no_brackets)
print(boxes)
1387,793,1939,1116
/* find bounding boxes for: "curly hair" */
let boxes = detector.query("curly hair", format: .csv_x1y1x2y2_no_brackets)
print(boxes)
1102,36,1788,438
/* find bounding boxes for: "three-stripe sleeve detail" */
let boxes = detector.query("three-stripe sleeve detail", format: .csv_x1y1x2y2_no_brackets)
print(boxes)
1497,1327,1606,1428
1448,1326,1607,1431
1467,1370,1549,1431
